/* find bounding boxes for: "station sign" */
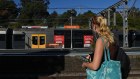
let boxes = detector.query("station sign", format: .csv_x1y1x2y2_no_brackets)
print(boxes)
54,35,64,48
64,25,80,29
84,35,93,47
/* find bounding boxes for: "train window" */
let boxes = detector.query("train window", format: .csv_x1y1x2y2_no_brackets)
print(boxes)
0,34,5,41
32,36,38,45
14,34,25,41
40,36,45,45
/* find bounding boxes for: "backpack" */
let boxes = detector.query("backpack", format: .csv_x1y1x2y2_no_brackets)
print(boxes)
116,47,131,79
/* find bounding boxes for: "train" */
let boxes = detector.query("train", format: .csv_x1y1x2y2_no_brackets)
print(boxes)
0,28,140,49
0,28,93,49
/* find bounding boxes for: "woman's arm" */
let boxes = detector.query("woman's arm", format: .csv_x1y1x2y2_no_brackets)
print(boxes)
82,38,104,70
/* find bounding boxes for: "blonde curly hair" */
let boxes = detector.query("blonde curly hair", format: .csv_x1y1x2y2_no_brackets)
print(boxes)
92,16,114,44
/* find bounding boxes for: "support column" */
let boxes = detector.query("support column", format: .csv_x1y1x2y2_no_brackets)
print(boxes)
123,2,129,48
89,18,92,29
113,12,116,26
107,9,110,26
71,29,73,49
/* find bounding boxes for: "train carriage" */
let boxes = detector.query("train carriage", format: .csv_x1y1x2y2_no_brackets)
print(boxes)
13,28,54,49
0,28,7,49
3,28,140,49
0,28,94,49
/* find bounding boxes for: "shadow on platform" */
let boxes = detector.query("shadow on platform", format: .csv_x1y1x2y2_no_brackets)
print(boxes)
0,50,70,79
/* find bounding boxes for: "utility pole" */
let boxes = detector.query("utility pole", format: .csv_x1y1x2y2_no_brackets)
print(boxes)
119,1,129,47
122,1,129,48
70,9,74,26
70,16,73,26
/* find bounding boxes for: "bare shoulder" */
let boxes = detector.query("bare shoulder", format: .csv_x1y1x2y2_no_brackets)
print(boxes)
96,38,104,46
96,37,109,47
96,37,104,43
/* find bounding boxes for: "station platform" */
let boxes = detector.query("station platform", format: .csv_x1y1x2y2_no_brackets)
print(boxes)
0,48,140,79
0,47,140,56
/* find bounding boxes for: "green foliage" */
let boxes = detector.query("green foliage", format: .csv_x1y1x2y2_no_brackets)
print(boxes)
0,0,18,27
9,22,21,29
18,0,50,26
0,1,140,30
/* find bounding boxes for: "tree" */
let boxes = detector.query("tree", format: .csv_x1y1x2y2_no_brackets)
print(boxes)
128,7,140,30
57,9,77,26
18,0,50,26
0,0,18,27
76,10,95,29
47,11,58,28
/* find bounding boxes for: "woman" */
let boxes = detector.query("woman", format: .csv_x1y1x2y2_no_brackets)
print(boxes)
82,15,117,70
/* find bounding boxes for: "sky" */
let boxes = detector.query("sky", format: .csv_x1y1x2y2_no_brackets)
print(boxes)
14,0,140,14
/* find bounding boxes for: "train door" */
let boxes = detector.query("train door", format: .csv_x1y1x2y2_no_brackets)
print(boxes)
39,34,46,48
31,34,46,48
